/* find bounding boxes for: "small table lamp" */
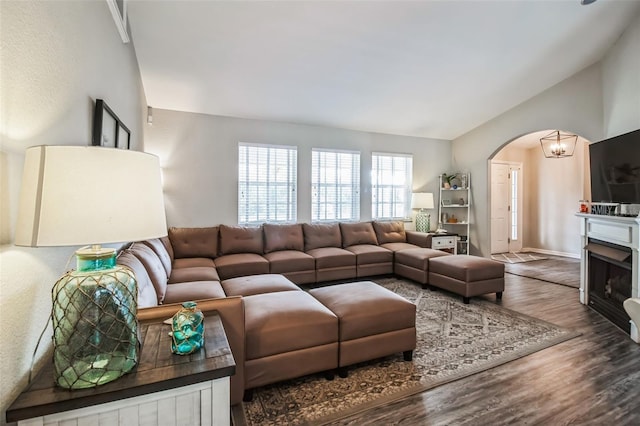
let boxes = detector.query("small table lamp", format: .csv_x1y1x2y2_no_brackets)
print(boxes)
411,192,434,233
15,146,167,389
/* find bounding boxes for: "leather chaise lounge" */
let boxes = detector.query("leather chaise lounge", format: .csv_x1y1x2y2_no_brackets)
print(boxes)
119,220,504,405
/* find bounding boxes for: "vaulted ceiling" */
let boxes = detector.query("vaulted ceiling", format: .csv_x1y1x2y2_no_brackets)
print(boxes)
127,0,640,140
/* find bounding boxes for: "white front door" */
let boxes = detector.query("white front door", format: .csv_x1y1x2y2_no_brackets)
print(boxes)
491,163,510,254
508,164,523,253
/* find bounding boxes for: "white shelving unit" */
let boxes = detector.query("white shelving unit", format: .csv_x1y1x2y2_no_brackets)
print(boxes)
438,173,470,255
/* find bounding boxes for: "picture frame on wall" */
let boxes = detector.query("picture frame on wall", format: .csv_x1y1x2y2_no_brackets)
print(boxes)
92,99,131,149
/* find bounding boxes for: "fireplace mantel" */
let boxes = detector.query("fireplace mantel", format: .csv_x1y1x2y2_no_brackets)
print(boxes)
577,213,640,342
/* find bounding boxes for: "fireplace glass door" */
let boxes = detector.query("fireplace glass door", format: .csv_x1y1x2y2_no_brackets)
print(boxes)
588,239,632,333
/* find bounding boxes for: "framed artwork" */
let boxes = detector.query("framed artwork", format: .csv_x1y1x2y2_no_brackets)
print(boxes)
92,99,131,149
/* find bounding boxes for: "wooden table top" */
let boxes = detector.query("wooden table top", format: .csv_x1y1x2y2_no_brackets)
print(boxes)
6,313,235,423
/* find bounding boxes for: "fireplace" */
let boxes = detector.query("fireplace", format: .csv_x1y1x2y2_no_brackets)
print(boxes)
587,239,632,333
577,213,640,342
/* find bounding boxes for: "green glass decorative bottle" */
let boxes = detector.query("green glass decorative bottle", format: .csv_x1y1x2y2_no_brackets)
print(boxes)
52,247,138,389
171,301,204,355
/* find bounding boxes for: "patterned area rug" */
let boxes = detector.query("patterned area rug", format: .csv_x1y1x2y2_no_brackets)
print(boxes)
234,277,579,426
491,252,548,263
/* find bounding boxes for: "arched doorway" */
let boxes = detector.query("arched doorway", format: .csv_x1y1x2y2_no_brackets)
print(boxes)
488,130,590,258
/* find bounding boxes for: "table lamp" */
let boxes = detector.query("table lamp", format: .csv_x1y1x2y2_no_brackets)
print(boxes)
411,192,434,233
15,146,167,389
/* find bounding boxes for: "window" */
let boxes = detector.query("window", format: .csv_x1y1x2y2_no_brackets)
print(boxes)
312,149,360,221
238,143,297,224
510,168,518,241
371,153,413,219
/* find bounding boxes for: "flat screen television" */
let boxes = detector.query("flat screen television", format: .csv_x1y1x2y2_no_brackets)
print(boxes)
589,128,640,205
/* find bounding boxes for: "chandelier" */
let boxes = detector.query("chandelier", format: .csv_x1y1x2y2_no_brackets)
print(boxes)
539,130,578,159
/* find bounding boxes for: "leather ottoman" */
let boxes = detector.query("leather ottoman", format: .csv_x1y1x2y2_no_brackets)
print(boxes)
242,290,339,397
428,255,505,304
309,281,416,377
394,247,451,286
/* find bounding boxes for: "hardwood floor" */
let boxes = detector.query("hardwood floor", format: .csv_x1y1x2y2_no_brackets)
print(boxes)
332,264,640,425
503,254,580,288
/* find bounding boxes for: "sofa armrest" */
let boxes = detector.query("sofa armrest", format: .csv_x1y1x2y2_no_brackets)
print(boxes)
138,296,246,406
406,231,432,248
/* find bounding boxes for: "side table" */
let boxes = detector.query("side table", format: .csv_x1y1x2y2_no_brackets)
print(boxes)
6,313,235,426
431,233,458,254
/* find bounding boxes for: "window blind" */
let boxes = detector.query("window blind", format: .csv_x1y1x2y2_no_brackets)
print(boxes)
371,152,413,219
312,149,360,221
238,143,297,224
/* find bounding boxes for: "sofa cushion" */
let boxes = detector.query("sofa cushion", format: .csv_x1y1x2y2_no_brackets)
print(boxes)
263,250,315,273
380,242,420,252
215,253,270,280
243,291,338,360
306,247,356,269
220,225,264,255
405,230,430,247
169,266,220,284
160,236,174,261
169,226,219,259
344,244,393,264
340,222,378,247
395,247,451,270
117,250,158,308
221,274,301,297
128,243,168,304
303,223,342,251
163,281,226,305
142,238,173,277
263,223,304,253
373,221,407,244
174,257,216,269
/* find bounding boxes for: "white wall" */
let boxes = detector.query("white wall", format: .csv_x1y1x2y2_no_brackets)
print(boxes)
452,63,604,257
453,12,639,258
493,144,528,164
0,1,146,423
602,12,640,138
145,109,450,227
492,139,589,257
524,139,589,256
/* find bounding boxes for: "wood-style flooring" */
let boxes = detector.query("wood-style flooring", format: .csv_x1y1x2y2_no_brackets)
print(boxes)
332,259,640,425
503,254,581,288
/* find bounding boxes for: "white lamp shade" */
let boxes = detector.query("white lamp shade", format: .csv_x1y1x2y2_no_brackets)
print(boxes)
411,192,434,210
15,146,167,247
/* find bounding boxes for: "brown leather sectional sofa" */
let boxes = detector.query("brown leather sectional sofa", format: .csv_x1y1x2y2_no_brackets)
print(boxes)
118,220,436,405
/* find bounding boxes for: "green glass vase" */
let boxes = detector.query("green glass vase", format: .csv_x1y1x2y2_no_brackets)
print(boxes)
171,301,204,355
52,260,138,389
